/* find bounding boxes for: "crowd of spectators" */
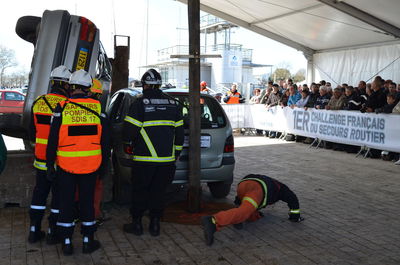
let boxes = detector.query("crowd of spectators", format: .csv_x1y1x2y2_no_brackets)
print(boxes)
249,77,400,114
247,77,400,165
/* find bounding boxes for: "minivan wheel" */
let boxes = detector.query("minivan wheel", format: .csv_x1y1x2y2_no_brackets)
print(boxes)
208,181,232,198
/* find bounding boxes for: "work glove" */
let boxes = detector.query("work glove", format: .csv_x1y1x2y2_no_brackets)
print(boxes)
289,213,304,223
46,166,56,182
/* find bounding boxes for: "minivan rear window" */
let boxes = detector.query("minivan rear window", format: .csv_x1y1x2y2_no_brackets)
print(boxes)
171,95,226,129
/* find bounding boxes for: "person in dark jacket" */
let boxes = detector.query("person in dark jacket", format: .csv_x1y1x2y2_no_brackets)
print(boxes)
375,93,397,114
201,174,303,246
388,82,400,104
362,80,386,113
314,86,331,109
122,69,184,237
343,86,362,110
305,83,320,109
279,89,290,107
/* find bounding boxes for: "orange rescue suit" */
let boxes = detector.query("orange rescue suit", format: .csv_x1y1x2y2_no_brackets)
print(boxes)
32,93,67,170
56,98,102,174
213,180,263,230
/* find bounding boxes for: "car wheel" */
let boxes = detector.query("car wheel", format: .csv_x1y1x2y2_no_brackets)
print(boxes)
208,180,232,198
16,16,41,44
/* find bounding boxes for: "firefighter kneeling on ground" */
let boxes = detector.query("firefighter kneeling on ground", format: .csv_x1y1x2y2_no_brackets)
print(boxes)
46,70,110,255
201,174,304,246
28,65,70,244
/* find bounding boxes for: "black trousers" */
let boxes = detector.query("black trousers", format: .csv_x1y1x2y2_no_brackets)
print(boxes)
277,184,300,210
277,184,300,219
57,168,97,239
130,164,176,218
29,169,59,228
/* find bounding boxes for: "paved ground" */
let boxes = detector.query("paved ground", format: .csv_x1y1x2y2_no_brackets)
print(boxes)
1,136,399,265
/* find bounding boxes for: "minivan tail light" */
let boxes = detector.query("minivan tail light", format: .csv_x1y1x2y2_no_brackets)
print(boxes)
79,17,89,40
224,135,234,153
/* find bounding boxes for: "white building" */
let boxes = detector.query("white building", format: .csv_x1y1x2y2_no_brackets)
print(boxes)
145,15,271,99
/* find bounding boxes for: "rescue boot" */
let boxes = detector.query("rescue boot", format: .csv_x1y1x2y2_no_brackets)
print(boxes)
46,225,60,245
82,235,101,254
149,217,160,237
62,238,73,256
123,217,143,235
201,216,216,246
28,224,45,243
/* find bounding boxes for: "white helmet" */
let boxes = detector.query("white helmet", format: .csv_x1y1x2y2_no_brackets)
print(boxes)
50,65,71,82
69,69,92,88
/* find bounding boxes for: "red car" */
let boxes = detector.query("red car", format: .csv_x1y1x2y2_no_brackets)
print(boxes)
0,90,25,114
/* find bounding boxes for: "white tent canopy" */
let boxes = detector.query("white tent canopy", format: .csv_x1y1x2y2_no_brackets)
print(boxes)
179,0,400,85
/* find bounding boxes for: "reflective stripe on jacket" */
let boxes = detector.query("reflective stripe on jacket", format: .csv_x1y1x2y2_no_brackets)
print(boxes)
56,98,102,174
32,93,67,169
123,89,184,165
226,92,241,104
240,174,282,209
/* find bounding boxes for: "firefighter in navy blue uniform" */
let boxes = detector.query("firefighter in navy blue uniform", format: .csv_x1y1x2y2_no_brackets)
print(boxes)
201,174,303,246
122,69,184,237
28,65,70,244
46,70,110,256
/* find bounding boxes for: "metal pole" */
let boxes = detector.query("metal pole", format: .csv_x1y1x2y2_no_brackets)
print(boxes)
187,0,201,213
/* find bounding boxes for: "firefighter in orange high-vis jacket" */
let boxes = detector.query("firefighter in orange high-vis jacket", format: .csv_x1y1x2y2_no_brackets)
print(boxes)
28,65,70,245
46,70,110,256
223,83,243,104
73,78,108,225
201,174,304,246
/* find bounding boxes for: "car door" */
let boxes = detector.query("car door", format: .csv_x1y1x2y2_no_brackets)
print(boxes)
107,89,142,166
1,92,25,114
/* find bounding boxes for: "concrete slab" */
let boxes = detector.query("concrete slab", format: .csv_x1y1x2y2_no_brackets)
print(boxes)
0,136,399,264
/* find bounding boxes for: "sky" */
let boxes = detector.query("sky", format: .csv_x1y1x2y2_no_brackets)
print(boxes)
0,0,307,79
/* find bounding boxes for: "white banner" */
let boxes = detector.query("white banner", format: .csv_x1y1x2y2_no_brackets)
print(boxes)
222,104,400,152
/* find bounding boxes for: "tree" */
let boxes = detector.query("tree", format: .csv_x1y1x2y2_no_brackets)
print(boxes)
292,68,306,83
3,69,28,88
0,45,17,87
272,68,291,82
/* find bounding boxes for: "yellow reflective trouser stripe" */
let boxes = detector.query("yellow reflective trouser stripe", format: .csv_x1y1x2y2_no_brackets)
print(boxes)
140,128,158,157
34,160,47,170
175,145,183,151
242,196,258,209
290,209,300,214
36,138,48,144
133,155,175,162
143,120,175,127
57,149,101,157
124,116,143,127
240,178,268,208
175,120,183,127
